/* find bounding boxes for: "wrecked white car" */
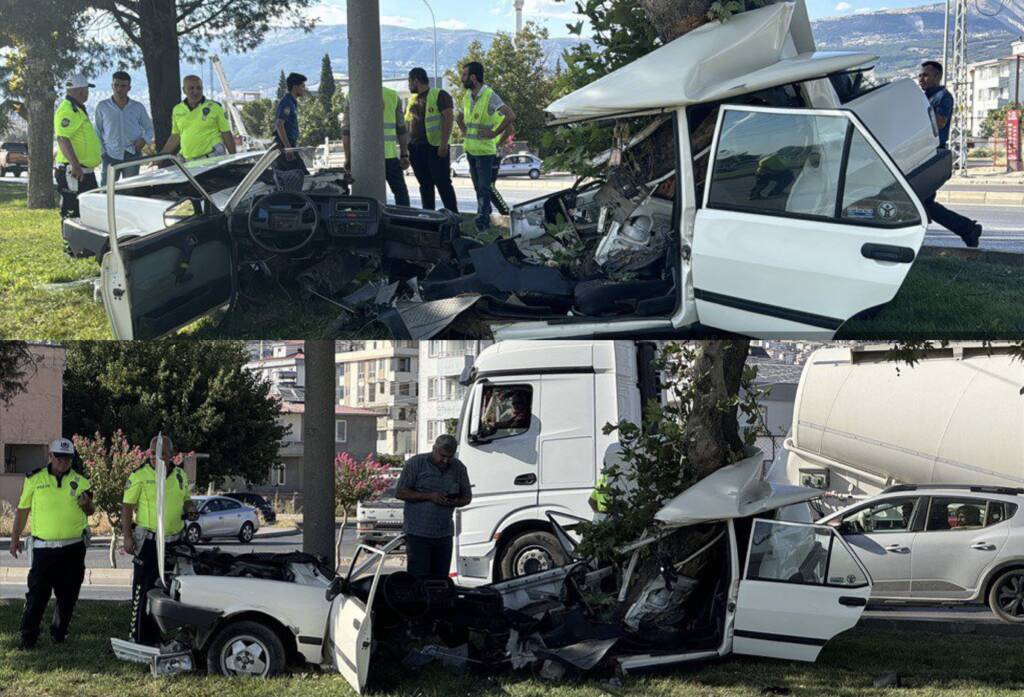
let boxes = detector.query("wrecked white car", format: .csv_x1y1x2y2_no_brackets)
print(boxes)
110,449,873,691
76,0,946,341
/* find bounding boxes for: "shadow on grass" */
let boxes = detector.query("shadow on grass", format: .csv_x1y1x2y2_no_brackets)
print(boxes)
0,181,27,207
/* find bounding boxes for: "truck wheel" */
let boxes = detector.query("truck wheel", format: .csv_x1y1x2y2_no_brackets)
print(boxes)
185,523,202,545
206,620,285,677
238,521,255,543
988,569,1024,623
499,531,569,580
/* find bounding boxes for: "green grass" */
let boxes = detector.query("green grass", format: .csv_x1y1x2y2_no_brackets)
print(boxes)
839,254,1024,339
3,598,1024,697
1,182,1022,340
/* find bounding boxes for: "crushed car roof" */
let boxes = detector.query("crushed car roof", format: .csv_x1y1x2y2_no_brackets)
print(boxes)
545,1,877,124
103,151,265,192
655,448,821,526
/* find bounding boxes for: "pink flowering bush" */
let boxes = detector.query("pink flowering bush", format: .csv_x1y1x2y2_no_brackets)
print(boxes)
74,430,146,533
334,452,393,519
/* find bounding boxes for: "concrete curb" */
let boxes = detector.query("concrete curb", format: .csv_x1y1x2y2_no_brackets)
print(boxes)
936,189,1024,207
0,524,300,547
919,245,1024,267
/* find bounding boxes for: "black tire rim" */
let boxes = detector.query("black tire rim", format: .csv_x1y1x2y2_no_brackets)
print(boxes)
997,574,1024,617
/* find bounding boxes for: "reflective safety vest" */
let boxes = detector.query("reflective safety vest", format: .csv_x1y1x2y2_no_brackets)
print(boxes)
405,87,443,147
54,98,102,169
589,474,609,514
382,87,400,159
122,464,191,535
18,467,91,541
463,87,498,156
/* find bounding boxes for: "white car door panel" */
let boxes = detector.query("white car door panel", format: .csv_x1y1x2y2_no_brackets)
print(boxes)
330,545,387,694
734,520,872,662
843,532,915,598
693,105,928,338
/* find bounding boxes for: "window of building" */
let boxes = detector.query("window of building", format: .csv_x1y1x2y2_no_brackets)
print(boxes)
395,357,411,372
377,430,387,441
273,463,286,487
398,382,411,397
335,420,347,443
428,378,437,400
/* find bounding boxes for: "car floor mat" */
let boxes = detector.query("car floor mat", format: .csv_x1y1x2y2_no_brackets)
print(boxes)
467,240,575,299
574,278,673,317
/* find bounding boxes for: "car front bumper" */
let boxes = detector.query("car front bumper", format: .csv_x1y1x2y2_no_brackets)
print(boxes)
62,217,108,260
147,588,223,639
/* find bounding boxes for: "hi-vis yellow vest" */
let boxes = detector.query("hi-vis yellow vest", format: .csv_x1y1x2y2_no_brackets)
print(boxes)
405,88,442,147
463,87,497,156
383,87,400,159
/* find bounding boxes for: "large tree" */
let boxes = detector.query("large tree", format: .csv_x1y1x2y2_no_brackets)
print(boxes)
0,0,100,208
445,23,559,152
0,341,39,406
318,53,336,114
62,341,288,488
89,0,318,147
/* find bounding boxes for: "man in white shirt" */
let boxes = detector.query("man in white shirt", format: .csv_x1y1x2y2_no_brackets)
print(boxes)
94,71,154,186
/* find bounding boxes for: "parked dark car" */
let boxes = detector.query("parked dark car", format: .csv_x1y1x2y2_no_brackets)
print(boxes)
0,142,28,177
222,491,277,523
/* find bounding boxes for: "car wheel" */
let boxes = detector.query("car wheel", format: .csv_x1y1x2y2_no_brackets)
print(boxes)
498,530,569,581
529,169,541,180
451,169,457,178
206,620,286,678
239,521,255,543
185,523,202,545
988,568,1024,623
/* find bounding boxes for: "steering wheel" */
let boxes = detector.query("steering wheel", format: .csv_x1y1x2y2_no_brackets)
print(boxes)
247,191,320,254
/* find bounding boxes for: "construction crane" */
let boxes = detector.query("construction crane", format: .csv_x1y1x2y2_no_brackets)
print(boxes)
211,55,258,150
947,0,973,175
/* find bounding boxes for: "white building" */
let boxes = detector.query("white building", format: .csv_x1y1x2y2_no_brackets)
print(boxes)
417,340,493,453
967,39,1024,137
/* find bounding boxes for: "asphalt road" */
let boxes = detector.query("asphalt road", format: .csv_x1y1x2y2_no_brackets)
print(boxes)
924,203,1024,253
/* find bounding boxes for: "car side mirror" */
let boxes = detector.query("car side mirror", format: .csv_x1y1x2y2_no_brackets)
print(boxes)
164,197,202,227
837,520,856,535
326,575,349,602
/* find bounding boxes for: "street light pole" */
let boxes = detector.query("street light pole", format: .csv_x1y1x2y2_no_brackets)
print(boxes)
421,0,439,88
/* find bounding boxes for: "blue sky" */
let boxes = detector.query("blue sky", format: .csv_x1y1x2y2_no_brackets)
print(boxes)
305,0,944,36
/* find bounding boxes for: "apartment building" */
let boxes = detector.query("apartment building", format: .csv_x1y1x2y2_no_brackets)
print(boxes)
967,40,1024,137
416,340,492,453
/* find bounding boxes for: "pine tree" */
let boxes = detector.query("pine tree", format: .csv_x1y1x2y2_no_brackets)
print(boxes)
319,53,336,113
277,70,288,100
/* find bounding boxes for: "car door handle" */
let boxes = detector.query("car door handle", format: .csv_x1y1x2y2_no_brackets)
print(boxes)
838,596,867,607
513,474,537,486
884,544,909,553
861,243,916,264
971,542,996,551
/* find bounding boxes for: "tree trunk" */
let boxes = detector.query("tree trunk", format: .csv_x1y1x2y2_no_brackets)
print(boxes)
303,340,337,562
22,49,56,209
641,0,714,42
137,0,182,149
683,340,751,479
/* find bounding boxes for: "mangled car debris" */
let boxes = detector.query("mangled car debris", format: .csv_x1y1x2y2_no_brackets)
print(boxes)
111,449,874,691
78,0,947,341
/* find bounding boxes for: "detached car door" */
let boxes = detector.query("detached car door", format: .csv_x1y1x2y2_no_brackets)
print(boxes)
733,519,872,662
692,105,928,338
101,157,234,340
330,544,388,694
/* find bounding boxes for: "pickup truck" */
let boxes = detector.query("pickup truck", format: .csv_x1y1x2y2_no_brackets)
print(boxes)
0,142,28,177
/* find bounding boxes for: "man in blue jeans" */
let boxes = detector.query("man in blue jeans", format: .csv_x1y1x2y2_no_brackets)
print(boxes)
395,435,472,579
94,71,153,186
456,61,515,232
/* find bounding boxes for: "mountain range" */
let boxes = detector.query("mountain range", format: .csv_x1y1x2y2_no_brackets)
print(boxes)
93,3,1024,99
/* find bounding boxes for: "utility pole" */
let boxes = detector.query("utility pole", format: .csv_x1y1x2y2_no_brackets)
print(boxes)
303,340,336,561
948,0,972,175
515,0,525,34
347,0,386,201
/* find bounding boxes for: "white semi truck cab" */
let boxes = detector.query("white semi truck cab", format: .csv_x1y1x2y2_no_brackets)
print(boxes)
452,340,659,585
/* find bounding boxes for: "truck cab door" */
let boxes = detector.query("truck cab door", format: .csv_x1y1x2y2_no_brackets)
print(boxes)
329,544,387,694
101,155,235,340
456,377,541,579
733,519,872,662
692,105,928,338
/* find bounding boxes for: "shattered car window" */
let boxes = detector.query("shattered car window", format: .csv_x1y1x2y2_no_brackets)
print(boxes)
746,520,829,585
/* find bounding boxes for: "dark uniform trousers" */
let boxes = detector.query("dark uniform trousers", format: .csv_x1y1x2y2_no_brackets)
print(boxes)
21,541,87,644
385,157,411,207
129,536,163,645
54,167,99,219
409,143,459,212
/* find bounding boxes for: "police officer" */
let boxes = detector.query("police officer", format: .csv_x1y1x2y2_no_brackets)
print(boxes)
9,438,94,650
160,75,236,162
54,74,102,218
274,72,308,172
120,435,196,645
342,85,411,206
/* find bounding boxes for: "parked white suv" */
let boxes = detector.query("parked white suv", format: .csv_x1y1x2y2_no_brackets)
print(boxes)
820,485,1024,623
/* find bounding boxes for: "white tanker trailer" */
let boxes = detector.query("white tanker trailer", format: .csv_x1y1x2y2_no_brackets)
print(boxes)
783,343,1024,511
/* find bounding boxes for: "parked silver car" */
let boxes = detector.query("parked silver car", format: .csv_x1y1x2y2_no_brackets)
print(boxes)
185,495,261,544
820,484,1024,623
451,153,543,179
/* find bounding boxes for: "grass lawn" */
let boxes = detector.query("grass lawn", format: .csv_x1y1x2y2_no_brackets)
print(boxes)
2,181,1022,340
3,598,1024,697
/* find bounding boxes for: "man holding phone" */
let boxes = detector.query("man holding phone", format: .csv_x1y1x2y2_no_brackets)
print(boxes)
395,435,472,579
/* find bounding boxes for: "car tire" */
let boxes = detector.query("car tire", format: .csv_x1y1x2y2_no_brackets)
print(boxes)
988,568,1024,623
529,169,541,180
206,620,286,678
185,523,202,545
498,530,569,581
239,521,255,543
